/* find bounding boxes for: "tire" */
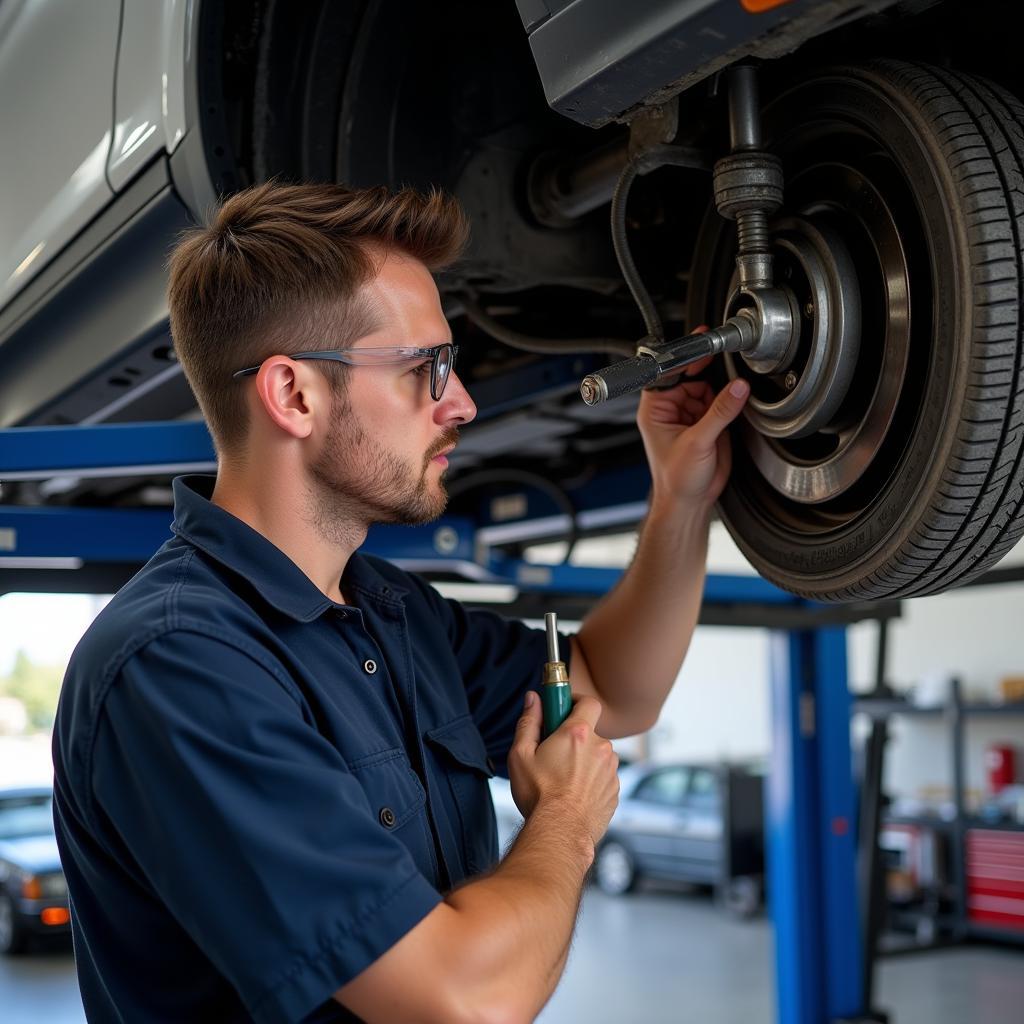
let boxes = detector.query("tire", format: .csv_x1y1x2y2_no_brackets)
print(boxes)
721,875,762,919
689,61,1024,600
594,839,639,896
0,890,29,955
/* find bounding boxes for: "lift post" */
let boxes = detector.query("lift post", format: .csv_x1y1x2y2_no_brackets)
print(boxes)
769,627,867,1023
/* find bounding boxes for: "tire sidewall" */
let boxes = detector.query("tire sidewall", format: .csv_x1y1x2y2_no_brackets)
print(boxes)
0,889,27,955
595,838,637,896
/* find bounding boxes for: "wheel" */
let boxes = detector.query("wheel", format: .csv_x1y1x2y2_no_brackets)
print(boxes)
0,890,29,955
594,839,638,896
689,61,1024,600
721,875,762,919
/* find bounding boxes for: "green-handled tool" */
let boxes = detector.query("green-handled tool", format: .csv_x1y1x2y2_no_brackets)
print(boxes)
541,612,573,739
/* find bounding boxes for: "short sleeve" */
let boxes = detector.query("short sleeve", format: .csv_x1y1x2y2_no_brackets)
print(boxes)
90,630,441,1024
405,574,573,775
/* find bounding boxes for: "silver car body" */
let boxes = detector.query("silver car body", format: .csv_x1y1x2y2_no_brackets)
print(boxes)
0,0,192,311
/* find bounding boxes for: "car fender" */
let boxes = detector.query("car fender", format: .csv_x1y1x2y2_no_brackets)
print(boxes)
107,0,195,192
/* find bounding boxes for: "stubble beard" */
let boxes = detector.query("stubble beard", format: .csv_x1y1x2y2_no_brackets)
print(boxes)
308,390,456,546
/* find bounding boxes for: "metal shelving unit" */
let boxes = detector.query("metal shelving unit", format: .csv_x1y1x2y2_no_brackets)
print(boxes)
853,673,1024,955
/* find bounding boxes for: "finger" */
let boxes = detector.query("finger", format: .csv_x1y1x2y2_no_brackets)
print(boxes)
674,380,714,400
688,378,751,451
710,430,733,493
680,379,714,404
673,389,714,425
641,379,711,420
683,354,715,376
565,693,604,731
721,431,733,478
682,392,712,416
513,690,541,755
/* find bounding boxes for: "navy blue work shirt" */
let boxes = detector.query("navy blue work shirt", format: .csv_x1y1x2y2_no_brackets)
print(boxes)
52,475,569,1023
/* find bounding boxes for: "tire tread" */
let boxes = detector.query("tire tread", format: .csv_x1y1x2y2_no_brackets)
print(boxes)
749,60,1024,601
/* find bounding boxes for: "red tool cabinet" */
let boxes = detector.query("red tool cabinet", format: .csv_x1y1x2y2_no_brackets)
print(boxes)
966,829,1024,933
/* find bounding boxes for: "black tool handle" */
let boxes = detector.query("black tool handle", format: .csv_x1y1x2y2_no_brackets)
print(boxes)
580,354,659,405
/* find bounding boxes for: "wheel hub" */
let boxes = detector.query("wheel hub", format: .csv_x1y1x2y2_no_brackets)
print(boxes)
725,215,862,441
722,169,910,504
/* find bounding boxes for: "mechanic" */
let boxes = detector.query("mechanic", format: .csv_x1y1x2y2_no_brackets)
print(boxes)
51,181,751,1024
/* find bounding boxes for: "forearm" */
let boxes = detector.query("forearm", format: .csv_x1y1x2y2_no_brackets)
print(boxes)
575,498,711,733
443,801,591,1023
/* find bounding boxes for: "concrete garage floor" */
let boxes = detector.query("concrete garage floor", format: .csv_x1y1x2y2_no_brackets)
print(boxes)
0,937,83,1024
1,890,1021,1023
541,887,1024,1023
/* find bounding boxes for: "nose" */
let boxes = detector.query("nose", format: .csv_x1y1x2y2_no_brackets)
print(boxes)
437,370,476,426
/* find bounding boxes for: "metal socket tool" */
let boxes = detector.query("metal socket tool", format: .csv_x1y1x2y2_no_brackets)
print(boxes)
541,612,573,739
579,313,759,405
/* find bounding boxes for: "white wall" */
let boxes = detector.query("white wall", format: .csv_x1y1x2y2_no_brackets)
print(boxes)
648,626,771,762
528,522,774,764
848,578,1024,802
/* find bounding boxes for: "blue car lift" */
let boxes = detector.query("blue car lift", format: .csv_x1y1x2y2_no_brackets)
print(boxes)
1,420,900,1023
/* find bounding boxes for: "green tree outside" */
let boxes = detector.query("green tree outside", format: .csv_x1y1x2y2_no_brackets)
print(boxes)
0,650,65,732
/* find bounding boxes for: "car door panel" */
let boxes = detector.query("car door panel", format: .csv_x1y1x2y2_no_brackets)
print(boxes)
0,0,121,310
619,767,689,874
672,767,724,882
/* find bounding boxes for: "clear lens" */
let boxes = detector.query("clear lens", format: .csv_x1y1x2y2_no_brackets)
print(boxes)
433,344,454,400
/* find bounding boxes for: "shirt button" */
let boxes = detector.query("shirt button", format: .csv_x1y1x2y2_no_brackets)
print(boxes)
363,659,378,674
379,807,396,828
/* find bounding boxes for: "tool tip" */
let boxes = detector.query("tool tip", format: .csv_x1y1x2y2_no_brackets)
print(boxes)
580,375,606,406
544,612,559,662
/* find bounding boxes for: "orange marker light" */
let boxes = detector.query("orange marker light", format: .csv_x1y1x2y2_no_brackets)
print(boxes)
41,907,70,927
21,877,42,900
741,0,795,12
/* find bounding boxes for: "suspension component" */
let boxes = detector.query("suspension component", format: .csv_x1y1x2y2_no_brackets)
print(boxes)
713,65,785,292
713,64,799,377
579,64,804,407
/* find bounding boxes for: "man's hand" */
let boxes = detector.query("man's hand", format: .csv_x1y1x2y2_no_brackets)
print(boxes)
636,334,750,513
337,691,618,1023
507,692,620,851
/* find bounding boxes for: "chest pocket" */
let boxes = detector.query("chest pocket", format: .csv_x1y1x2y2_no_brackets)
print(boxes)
424,716,497,880
349,748,435,880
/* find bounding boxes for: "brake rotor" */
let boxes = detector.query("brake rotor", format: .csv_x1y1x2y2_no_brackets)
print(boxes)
722,179,909,504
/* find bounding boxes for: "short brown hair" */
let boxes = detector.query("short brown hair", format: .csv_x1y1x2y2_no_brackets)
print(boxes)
167,181,468,455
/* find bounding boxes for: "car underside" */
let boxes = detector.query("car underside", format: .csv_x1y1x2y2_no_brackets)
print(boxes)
2,0,1023,601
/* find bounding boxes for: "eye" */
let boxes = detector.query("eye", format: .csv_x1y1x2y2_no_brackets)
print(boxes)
410,361,432,377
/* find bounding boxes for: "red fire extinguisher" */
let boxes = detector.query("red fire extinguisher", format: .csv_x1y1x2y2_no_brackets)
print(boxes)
986,744,1017,793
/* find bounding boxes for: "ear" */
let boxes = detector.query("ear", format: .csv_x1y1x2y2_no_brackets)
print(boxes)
251,357,325,440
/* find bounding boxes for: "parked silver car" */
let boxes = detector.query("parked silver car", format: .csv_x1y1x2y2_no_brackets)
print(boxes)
491,760,765,915
594,762,765,916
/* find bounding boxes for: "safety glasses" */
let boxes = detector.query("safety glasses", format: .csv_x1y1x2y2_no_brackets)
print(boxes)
232,343,459,401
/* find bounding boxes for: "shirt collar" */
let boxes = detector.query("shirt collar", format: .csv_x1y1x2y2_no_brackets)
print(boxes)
170,475,405,622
